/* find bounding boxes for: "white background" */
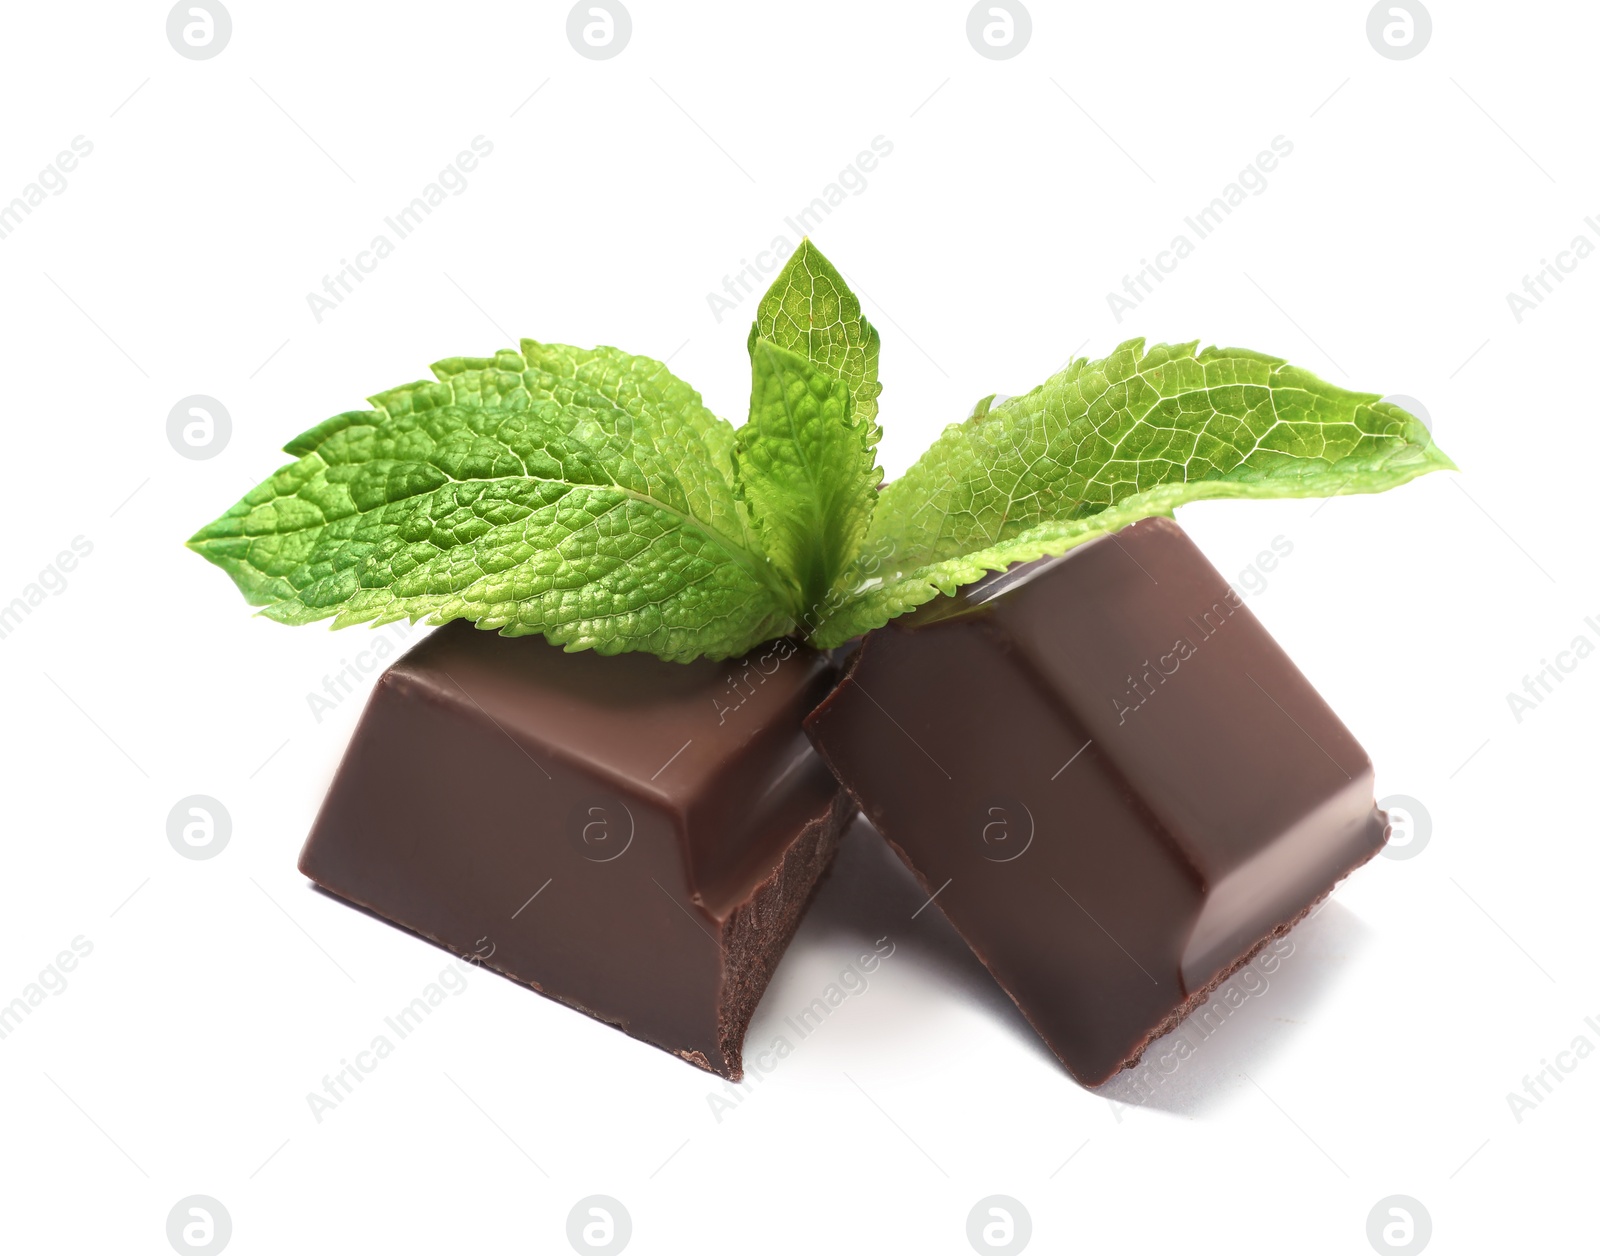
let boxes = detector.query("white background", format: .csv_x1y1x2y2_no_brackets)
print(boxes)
1,2,1594,1253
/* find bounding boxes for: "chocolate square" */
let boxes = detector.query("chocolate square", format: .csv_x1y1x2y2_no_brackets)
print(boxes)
805,518,1386,1085
301,622,852,1077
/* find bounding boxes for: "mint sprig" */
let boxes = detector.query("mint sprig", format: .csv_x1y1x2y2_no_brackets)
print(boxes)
189,243,1454,659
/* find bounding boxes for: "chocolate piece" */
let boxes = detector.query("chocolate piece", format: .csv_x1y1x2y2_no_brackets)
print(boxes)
805,517,1386,1086
300,621,851,1078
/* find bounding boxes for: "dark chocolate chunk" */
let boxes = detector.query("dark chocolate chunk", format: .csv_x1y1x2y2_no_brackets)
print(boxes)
804,517,1386,1086
300,621,852,1078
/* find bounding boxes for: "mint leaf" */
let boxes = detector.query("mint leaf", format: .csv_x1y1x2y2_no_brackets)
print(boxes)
812,338,1454,647
511,340,756,557
748,240,882,426
733,340,881,617
188,344,795,661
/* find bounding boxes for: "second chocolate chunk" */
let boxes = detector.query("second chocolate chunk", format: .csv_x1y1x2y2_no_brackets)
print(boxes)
804,517,1387,1086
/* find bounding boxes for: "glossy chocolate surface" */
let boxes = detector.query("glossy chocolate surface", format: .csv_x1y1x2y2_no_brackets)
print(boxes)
300,622,850,1078
805,517,1387,1085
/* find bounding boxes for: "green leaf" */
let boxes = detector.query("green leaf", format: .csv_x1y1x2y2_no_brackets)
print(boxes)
747,239,882,427
733,340,881,618
188,344,795,662
812,338,1455,647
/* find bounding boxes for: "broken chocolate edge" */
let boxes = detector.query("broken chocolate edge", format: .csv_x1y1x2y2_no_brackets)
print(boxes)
297,789,853,1082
